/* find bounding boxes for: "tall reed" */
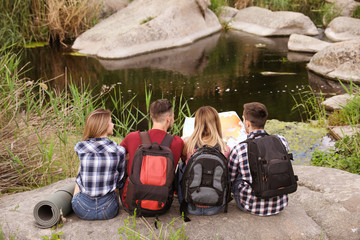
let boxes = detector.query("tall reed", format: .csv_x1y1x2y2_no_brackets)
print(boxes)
0,48,193,193
0,0,101,48
291,86,327,125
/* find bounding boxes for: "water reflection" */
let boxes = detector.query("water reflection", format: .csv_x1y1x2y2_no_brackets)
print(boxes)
98,33,220,75
23,31,312,121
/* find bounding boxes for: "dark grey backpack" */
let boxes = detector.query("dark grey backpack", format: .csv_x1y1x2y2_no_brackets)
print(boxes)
181,145,231,211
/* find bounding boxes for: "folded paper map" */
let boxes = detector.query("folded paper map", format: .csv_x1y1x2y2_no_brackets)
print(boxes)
182,111,247,149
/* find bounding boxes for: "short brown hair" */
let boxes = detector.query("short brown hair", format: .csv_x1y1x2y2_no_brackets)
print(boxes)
150,99,173,123
82,108,111,140
243,102,268,129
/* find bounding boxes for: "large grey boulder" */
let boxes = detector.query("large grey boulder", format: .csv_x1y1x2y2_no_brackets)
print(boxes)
288,34,332,53
307,39,360,83
1,166,360,239
72,0,221,59
325,17,360,41
229,7,318,37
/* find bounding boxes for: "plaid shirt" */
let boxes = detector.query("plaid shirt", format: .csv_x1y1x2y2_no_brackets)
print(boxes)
75,137,126,197
228,130,289,216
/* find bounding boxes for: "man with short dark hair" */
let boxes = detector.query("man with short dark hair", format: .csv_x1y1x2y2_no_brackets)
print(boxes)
228,102,289,216
120,99,184,211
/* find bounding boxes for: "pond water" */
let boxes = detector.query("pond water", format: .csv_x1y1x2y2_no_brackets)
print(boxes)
22,29,334,164
22,30,317,122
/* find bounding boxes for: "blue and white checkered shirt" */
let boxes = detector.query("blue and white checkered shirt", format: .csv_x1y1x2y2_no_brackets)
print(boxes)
228,130,289,216
75,137,126,197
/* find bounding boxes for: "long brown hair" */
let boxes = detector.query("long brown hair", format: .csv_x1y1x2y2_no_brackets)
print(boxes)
82,108,111,141
184,106,227,155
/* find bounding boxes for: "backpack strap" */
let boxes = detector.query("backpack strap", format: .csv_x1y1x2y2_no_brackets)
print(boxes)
160,133,173,148
139,131,152,144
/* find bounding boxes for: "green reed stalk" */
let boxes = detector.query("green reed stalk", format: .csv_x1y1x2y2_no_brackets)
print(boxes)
291,86,327,125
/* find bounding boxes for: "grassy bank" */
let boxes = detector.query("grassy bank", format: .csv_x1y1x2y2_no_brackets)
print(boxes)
292,82,360,174
0,48,191,194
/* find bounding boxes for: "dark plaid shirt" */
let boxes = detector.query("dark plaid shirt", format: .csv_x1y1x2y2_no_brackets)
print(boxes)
75,137,126,197
228,130,289,216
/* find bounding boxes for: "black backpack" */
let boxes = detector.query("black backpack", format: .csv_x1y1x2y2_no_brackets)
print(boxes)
125,131,175,217
181,145,231,213
242,132,298,198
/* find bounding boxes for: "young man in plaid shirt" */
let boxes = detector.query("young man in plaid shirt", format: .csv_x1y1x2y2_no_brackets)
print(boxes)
228,102,289,216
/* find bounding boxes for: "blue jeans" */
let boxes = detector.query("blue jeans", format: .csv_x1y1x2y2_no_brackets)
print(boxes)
187,203,224,216
72,191,119,220
232,176,250,214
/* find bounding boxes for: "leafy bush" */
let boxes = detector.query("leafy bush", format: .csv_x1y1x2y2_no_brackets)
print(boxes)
209,0,228,16
311,133,360,174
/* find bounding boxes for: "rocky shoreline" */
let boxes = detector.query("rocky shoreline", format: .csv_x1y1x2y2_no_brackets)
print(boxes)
1,166,359,239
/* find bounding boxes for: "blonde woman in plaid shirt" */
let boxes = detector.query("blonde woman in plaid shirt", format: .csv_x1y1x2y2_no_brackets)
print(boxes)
72,109,126,220
228,102,289,216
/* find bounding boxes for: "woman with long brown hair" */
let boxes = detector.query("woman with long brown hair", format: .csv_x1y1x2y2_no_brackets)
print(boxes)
72,108,126,220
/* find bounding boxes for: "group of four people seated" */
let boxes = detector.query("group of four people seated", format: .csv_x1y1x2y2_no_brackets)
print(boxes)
71,99,290,220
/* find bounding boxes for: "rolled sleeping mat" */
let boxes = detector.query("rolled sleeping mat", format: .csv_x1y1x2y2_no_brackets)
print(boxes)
33,182,75,228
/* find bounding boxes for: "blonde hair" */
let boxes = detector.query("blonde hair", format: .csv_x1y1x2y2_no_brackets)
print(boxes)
184,106,227,155
82,108,111,141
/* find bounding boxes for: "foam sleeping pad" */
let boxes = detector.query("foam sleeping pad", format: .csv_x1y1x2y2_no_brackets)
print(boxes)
33,183,75,228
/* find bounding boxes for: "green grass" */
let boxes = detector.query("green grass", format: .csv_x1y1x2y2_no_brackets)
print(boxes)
118,210,188,240
353,5,360,19
0,48,192,193
311,133,360,174
292,80,360,174
291,86,327,126
210,0,229,16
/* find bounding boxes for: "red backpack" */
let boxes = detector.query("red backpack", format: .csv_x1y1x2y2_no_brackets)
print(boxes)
125,131,175,216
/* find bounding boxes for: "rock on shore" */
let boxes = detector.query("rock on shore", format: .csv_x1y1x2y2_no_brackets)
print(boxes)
288,34,332,53
1,166,359,239
307,39,360,83
72,0,221,59
325,17,360,42
228,7,318,37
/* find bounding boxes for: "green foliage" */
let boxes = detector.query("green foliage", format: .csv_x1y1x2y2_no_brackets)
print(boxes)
311,133,360,174
118,210,188,240
0,0,101,48
328,80,360,126
0,47,192,193
320,2,342,26
292,81,360,174
140,17,154,25
253,0,335,27
209,0,228,16
0,223,16,240
291,86,327,126
353,5,360,19
42,231,64,240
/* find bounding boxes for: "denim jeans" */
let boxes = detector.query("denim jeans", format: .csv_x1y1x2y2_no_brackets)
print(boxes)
72,191,119,220
232,176,250,214
187,203,224,216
